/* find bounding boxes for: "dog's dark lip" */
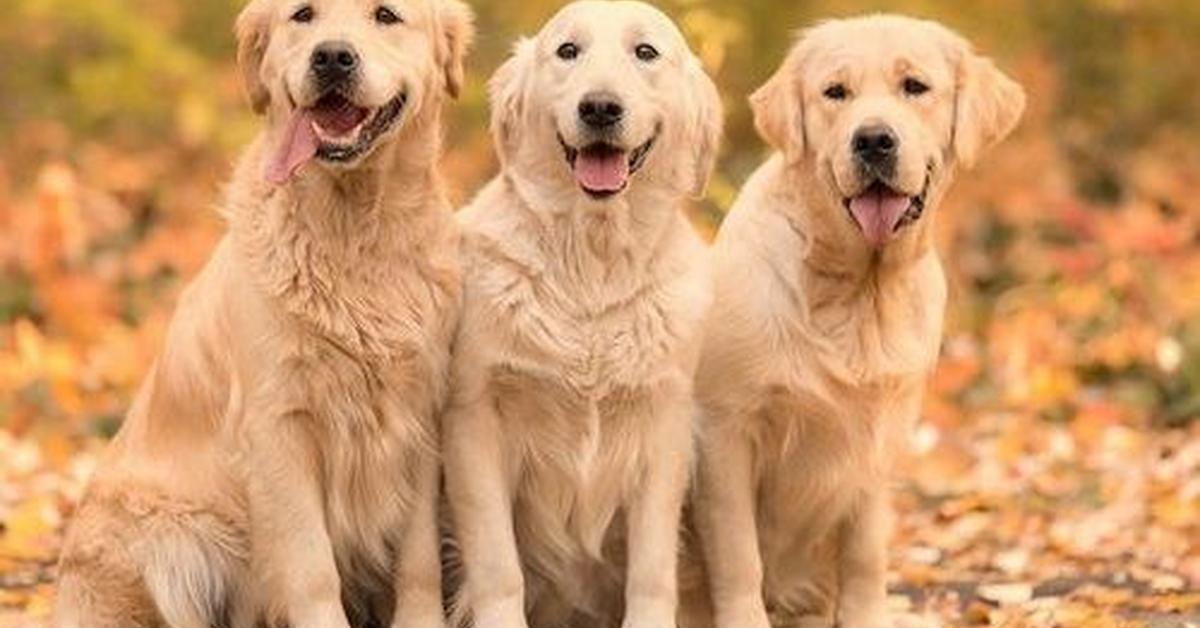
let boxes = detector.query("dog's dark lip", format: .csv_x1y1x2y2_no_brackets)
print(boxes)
314,91,408,163
841,164,933,233
557,132,659,198
627,133,657,175
557,133,581,168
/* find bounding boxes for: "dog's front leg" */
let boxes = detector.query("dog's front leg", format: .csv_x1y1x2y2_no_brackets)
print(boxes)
392,450,447,628
443,398,529,628
622,394,693,628
834,489,892,628
694,419,770,628
248,413,351,628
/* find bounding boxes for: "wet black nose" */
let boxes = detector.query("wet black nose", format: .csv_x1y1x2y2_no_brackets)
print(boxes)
578,93,625,130
311,41,360,87
852,124,899,168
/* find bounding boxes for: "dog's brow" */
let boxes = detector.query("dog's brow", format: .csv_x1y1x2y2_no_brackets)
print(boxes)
813,65,852,90
625,23,650,42
553,23,589,48
894,56,927,75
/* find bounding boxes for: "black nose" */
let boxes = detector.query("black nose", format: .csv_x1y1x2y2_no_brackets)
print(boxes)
578,93,625,130
311,41,360,86
852,124,899,168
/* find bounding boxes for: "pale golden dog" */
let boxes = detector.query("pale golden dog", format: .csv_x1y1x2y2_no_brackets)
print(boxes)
54,1,473,626
689,15,1025,628
441,2,721,628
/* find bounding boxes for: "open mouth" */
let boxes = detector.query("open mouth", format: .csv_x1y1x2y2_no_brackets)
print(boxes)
842,168,931,249
265,90,408,185
311,91,408,162
557,133,657,199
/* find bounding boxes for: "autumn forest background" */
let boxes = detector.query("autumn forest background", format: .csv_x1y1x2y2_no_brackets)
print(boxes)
2,0,1200,625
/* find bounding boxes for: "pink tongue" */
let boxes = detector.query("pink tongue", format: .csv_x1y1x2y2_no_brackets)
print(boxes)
849,187,911,248
266,110,318,186
574,152,629,193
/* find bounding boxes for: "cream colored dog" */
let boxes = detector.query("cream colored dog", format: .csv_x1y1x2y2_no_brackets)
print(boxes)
54,1,472,626
442,2,721,628
690,15,1025,628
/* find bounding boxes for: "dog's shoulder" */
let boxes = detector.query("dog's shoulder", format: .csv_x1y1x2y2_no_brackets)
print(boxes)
457,177,546,282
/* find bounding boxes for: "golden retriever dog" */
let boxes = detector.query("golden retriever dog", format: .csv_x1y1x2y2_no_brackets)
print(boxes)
54,0,473,626
441,2,721,628
689,15,1025,628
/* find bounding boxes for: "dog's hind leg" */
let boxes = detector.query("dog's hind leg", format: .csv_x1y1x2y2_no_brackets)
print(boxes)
55,505,166,628
138,525,243,628
56,493,249,628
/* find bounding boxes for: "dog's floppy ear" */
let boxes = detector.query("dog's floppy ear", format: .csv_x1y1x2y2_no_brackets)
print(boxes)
235,0,272,115
435,0,476,99
489,39,535,165
750,56,805,165
684,57,724,198
748,58,806,164
951,45,1026,169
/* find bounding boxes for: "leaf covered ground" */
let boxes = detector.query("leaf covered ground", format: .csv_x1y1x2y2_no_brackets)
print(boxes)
3,0,1200,625
3,118,1200,628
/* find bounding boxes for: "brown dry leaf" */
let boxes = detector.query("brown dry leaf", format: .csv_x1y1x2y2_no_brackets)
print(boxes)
977,583,1034,606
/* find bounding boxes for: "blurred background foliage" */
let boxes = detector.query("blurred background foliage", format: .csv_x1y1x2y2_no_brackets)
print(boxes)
2,0,1200,439
4,2,1200,623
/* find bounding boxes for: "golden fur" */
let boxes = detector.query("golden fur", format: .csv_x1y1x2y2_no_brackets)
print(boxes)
54,1,474,626
441,3,722,628
688,15,1025,628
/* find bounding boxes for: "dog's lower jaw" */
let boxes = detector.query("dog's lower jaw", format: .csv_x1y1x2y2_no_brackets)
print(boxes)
316,92,409,164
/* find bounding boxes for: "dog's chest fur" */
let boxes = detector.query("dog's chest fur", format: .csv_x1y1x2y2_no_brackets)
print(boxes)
235,187,458,615
466,214,708,615
493,268,686,532
274,281,447,558
741,255,945,613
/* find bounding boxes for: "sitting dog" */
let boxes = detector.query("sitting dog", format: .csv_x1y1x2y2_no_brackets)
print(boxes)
54,0,473,626
441,2,722,627
690,15,1025,628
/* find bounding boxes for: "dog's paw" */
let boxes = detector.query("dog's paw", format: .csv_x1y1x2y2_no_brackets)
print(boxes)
714,619,773,628
293,606,353,628
620,618,675,628
472,604,531,628
391,611,449,628
474,618,531,628
621,601,676,628
834,609,890,628
712,598,772,628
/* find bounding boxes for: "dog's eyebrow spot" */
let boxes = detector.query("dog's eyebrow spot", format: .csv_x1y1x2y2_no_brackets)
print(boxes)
624,24,650,44
893,57,930,81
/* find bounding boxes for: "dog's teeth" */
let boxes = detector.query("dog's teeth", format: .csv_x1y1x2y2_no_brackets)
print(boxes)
312,120,367,147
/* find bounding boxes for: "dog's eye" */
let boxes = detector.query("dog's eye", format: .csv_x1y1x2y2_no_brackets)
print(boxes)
634,44,660,62
903,77,930,96
290,4,315,23
556,42,581,61
823,84,848,101
375,6,403,25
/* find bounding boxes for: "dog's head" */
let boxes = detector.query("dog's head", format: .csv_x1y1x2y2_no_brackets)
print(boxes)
236,0,474,184
490,0,722,203
753,15,1025,251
